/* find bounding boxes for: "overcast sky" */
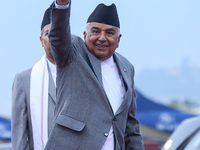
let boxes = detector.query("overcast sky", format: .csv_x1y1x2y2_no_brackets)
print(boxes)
0,0,199,118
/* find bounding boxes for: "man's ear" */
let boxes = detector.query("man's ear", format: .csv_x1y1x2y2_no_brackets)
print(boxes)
40,36,44,47
117,34,122,48
83,31,87,40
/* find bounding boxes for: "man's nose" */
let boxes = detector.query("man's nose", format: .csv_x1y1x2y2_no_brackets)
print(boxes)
98,32,106,41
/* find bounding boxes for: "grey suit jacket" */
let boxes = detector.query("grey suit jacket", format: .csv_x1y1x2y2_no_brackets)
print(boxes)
45,3,144,150
12,64,56,150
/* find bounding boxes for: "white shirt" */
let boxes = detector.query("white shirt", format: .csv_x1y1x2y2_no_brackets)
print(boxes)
101,56,125,150
101,56,124,114
47,59,56,86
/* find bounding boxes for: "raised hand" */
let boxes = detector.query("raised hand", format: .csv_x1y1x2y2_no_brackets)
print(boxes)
56,0,69,5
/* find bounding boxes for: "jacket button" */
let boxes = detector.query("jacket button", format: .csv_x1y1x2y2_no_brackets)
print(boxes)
104,132,108,137
113,116,117,121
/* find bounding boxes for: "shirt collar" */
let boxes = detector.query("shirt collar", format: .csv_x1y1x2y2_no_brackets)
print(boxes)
101,56,114,67
47,59,56,75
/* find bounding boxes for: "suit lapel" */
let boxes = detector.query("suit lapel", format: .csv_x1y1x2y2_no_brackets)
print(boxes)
48,72,56,104
113,53,129,92
87,52,132,115
47,63,56,136
87,52,117,115
87,52,103,86
113,53,132,115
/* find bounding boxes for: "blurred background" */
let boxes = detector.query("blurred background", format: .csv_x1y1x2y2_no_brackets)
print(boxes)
0,0,199,149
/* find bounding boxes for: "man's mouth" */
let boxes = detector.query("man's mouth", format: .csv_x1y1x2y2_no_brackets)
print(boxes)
95,44,108,48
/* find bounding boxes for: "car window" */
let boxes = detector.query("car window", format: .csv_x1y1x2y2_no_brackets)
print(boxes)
184,129,200,150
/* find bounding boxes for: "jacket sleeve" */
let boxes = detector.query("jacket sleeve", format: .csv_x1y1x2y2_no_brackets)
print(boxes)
12,74,29,150
49,2,77,68
125,66,144,150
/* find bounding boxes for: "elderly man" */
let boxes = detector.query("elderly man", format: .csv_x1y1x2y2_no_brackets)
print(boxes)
12,8,56,150
45,0,144,150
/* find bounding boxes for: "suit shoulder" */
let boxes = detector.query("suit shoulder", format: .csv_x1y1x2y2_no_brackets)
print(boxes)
14,66,33,83
115,52,134,67
71,34,88,56
71,34,85,47
71,34,83,42
15,66,33,77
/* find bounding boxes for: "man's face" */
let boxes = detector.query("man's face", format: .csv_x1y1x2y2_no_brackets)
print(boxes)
84,22,122,61
40,24,54,64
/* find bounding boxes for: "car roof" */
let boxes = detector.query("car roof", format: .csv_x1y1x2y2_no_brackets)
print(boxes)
162,116,200,150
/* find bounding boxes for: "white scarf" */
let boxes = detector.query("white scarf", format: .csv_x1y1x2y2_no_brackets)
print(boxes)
30,54,49,150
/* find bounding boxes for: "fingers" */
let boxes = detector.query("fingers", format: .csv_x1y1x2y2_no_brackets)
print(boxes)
56,0,69,5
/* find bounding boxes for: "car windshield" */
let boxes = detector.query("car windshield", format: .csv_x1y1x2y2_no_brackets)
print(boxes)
184,129,200,150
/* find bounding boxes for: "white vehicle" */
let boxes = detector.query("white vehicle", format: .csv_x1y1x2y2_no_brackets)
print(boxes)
0,143,12,150
162,116,200,150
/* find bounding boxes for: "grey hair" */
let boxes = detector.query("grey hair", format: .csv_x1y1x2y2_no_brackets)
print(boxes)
41,29,44,36
85,23,121,36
